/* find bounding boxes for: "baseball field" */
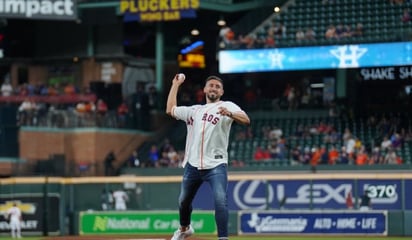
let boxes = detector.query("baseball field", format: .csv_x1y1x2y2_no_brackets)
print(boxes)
0,236,410,240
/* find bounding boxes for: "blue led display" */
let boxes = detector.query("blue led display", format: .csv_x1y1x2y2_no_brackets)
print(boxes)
218,42,412,73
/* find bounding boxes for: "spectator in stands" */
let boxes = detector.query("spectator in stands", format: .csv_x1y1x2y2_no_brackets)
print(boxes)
390,132,403,148
304,28,316,41
264,35,276,48
18,98,37,126
310,146,322,172
381,136,392,150
26,83,36,96
159,138,173,154
370,147,383,164
383,148,398,164
127,150,140,168
320,145,329,164
269,126,283,140
63,83,77,95
341,25,353,38
276,137,288,161
148,144,159,167
335,24,345,38
389,0,404,5
117,100,129,128
48,84,59,96
231,159,245,167
354,137,363,152
96,98,108,126
1,78,13,96
241,34,257,49
287,86,297,110
328,145,339,165
253,146,270,161
325,25,337,39
302,146,312,165
159,151,171,167
272,22,286,38
97,99,108,114
345,135,356,163
324,128,340,144
339,146,350,164
402,8,411,22
219,26,235,49
291,145,303,164
342,127,352,144
167,146,179,167
39,84,49,96
268,141,278,159
104,150,116,176
355,146,369,165
295,29,305,41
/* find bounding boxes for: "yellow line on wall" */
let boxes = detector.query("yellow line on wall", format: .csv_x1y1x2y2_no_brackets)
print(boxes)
1,172,412,185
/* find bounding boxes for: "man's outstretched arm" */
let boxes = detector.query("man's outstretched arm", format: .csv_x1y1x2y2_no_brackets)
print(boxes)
166,74,185,116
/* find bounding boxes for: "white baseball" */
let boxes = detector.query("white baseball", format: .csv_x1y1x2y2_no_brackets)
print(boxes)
177,73,186,81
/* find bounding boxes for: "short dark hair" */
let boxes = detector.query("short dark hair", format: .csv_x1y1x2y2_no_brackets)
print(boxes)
205,75,224,86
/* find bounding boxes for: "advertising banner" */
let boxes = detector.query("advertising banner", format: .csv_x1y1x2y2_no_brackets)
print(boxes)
0,194,60,235
356,179,402,210
120,0,199,22
79,211,216,235
0,0,77,20
219,42,412,73
359,66,412,81
193,179,407,210
239,211,387,235
404,180,412,210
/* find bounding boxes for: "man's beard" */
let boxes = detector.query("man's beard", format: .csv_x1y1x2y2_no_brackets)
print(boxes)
206,92,219,102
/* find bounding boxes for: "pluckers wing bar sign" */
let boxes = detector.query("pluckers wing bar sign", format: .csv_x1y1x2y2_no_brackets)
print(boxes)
120,0,199,22
0,0,77,20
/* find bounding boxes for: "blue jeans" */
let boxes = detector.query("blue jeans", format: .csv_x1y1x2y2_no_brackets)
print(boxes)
178,163,228,238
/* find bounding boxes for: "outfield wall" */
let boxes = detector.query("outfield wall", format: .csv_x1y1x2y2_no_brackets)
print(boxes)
0,173,411,236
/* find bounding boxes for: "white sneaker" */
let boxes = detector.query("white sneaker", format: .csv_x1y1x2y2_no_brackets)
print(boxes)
171,225,194,240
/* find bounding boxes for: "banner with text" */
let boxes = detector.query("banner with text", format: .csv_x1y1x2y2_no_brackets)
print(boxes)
239,211,387,235
193,179,404,210
359,66,412,81
0,194,60,235
120,0,199,22
0,0,77,20
79,211,216,235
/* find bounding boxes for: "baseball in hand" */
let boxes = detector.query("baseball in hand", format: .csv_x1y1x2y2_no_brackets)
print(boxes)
177,73,186,81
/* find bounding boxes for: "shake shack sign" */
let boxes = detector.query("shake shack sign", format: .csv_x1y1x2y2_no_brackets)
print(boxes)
360,66,412,81
0,0,77,20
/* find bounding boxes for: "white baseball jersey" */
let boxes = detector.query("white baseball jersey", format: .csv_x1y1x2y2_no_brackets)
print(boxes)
112,190,128,210
7,206,22,229
173,101,244,169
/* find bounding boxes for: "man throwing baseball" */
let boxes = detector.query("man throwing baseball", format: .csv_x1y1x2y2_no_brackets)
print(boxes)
166,74,250,240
